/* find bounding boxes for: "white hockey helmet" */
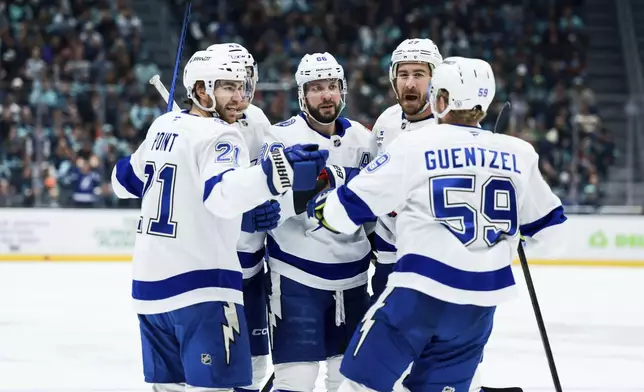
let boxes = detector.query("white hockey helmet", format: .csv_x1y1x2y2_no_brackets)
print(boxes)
295,52,347,124
183,50,249,113
428,57,496,119
207,43,258,101
389,38,443,93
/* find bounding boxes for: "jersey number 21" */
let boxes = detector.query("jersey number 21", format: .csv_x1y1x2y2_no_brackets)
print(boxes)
137,162,178,238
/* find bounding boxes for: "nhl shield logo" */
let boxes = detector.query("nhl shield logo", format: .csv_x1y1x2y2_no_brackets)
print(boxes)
201,353,212,365
401,122,407,130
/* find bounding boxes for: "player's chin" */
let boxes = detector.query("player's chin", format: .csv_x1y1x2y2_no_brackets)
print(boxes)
400,100,422,114
220,106,238,123
318,105,337,117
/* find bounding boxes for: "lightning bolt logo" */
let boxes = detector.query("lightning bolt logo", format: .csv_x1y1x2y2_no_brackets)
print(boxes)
353,286,393,356
222,302,241,365
268,272,283,350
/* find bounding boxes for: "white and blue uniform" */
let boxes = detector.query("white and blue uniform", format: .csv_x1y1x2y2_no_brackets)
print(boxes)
111,111,277,389
322,124,567,391
370,104,436,301
234,103,272,390
263,113,376,386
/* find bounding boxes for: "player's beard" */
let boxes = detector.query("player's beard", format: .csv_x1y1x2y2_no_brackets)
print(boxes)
398,89,428,116
215,99,239,124
307,99,341,124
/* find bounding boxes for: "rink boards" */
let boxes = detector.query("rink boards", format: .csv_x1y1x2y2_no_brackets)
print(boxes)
0,208,643,267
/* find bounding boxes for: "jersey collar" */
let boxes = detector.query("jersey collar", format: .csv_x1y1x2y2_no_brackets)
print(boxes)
402,111,434,123
298,112,351,139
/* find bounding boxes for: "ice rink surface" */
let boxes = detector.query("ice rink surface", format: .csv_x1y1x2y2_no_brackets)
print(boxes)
0,262,642,392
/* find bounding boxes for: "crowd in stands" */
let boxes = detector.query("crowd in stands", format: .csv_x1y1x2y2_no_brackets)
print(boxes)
1,0,615,208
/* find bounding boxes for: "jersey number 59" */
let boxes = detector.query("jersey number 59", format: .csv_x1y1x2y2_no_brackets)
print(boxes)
137,162,178,238
429,175,518,246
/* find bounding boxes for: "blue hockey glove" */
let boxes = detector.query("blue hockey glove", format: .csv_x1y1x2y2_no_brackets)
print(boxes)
286,144,329,191
306,188,340,234
261,144,329,195
241,200,281,233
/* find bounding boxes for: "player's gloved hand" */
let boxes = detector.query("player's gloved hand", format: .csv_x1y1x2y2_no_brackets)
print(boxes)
318,165,361,189
241,200,281,233
306,188,340,234
261,144,329,195
285,144,329,191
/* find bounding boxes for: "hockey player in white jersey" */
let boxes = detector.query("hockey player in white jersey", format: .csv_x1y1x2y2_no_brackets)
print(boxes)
206,42,273,392
370,38,443,302
308,57,568,392
110,50,328,391
261,52,377,392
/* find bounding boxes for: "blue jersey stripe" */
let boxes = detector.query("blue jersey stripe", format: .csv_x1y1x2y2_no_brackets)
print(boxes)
336,185,377,226
520,205,567,238
203,168,235,202
115,156,143,197
374,233,397,253
394,254,515,292
237,248,266,269
132,268,243,301
267,235,370,280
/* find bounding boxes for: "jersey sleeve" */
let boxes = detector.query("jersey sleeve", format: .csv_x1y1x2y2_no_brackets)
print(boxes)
371,113,386,155
323,137,410,234
111,137,149,199
200,129,274,219
518,157,568,257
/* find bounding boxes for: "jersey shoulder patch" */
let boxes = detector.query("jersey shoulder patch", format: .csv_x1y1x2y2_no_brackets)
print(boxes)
275,117,297,127
365,153,390,173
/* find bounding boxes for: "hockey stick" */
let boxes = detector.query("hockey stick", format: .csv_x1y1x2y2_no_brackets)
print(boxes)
150,74,181,112
493,102,563,392
261,373,275,392
164,1,191,113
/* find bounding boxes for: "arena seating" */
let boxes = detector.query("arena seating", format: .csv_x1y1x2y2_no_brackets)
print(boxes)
1,0,612,207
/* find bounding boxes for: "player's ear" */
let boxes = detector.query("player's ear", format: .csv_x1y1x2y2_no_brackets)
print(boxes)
195,81,207,99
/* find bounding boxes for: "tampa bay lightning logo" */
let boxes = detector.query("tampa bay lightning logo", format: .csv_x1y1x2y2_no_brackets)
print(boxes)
365,153,390,173
275,118,296,127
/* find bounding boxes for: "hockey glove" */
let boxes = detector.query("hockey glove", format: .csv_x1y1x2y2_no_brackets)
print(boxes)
241,200,281,233
261,144,329,195
261,147,294,196
286,144,329,191
318,165,361,188
306,188,340,234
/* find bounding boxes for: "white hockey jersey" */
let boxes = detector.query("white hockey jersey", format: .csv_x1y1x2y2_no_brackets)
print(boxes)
372,104,437,265
234,103,272,279
111,110,275,314
264,113,377,291
322,124,568,306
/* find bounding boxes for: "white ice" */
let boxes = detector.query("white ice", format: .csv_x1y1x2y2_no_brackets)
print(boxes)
0,263,642,392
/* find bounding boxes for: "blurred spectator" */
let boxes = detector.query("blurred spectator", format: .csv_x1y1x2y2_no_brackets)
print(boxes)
1,0,616,207
0,0,163,208
181,0,614,206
